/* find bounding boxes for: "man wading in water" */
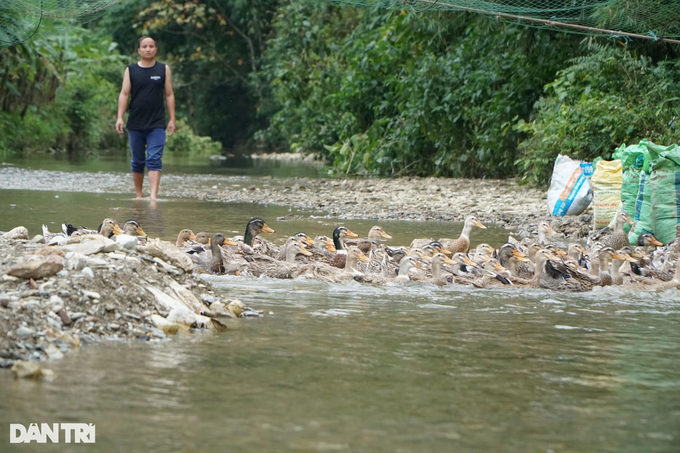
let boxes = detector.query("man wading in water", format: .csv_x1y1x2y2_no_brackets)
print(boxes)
116,36,176,200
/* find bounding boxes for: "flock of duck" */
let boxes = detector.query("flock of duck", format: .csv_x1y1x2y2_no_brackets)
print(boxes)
43,212,680,291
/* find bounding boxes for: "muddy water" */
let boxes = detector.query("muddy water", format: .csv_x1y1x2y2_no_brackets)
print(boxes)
1,190,679,452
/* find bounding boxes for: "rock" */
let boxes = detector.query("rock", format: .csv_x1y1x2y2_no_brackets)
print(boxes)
61,332,80,348
55,309,71,326
60,236,121,255
200,294,216,305
0,359,16,369
16,326,35,337
82,290,100,300
149,328,167,339
166,305,197,327
209,301,234,318
81,267,94,278
69,312,86,321
2,274,20,282
149,314,179,335
227,299,244,317
85,257,108,268
2,226,29,240
10,360,56,380
105,303,116,312
108,323,120,331
115,234,139,250
49,295,64,310
31,234,46,244
5,260,63,279
65,252,88,270
138,238,194,272
45,344,64,360
123,312,141,321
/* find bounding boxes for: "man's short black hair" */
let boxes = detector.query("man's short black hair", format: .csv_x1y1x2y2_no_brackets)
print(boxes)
137,36,156,48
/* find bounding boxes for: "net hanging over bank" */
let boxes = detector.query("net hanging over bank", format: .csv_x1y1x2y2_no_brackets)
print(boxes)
0,0,125,45
326,0,680,44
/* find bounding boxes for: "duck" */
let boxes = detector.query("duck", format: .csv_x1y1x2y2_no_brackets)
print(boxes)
243,217,275,247
394,256,420,283
275,233,315,260
114,219,148,249
439,216,486,254
195,232,211,245
428,252,455,286
537,221,558,245
284,241,313,263
121,219,147,237
346,226,391,252
610,247,638,285
176,229,195,247
329,226,359,268
497,243,531,279
532,249,594,292
607,211,633,250
595,247,631,286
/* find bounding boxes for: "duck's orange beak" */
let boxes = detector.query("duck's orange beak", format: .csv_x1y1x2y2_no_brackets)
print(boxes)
262,224,275,234
346,229,359,238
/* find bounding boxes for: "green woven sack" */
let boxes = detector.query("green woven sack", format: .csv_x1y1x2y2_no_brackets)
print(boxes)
650,144,680,244
627,140,660,245
613,143,650,234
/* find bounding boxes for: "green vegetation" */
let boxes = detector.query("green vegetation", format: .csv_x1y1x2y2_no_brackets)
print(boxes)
1,0,679,184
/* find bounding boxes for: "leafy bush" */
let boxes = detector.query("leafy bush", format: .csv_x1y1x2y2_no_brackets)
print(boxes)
516,45,680,186
165,118,222,156
259,2,580,177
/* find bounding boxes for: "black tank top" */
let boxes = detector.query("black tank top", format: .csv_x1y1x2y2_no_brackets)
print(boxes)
126,62,166,131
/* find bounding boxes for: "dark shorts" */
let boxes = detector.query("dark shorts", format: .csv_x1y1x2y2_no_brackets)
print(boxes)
129,128,165,173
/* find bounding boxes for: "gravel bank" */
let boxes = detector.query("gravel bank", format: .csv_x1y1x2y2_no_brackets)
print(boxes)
0,228,257,377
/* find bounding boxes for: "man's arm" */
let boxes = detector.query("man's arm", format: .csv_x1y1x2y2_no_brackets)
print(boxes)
116,67,131,134
165,65,176,137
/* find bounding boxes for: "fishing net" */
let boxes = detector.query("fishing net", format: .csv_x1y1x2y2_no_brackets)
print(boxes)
0,0,126,45
326,0,680,43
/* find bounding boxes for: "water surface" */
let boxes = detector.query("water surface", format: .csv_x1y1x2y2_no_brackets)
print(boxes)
1,278,679,452
0,183,679,453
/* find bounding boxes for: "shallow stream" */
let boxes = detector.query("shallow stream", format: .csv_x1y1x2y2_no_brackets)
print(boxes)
0,161,679,452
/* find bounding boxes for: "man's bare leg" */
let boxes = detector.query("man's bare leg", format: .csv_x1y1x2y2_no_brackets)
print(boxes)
133,172,145,198
149,170,161,200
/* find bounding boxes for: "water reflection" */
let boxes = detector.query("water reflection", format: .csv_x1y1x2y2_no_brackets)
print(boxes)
0,189,511,248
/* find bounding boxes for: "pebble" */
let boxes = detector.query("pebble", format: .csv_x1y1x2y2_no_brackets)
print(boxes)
82,290,100,299
56,309,72,325
108,323,121,331
86,257,108,268
70,312,86,321
81,267,94,278
16,326,35,337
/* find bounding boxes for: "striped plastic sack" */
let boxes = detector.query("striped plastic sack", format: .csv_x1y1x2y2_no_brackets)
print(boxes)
547,155,594,216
